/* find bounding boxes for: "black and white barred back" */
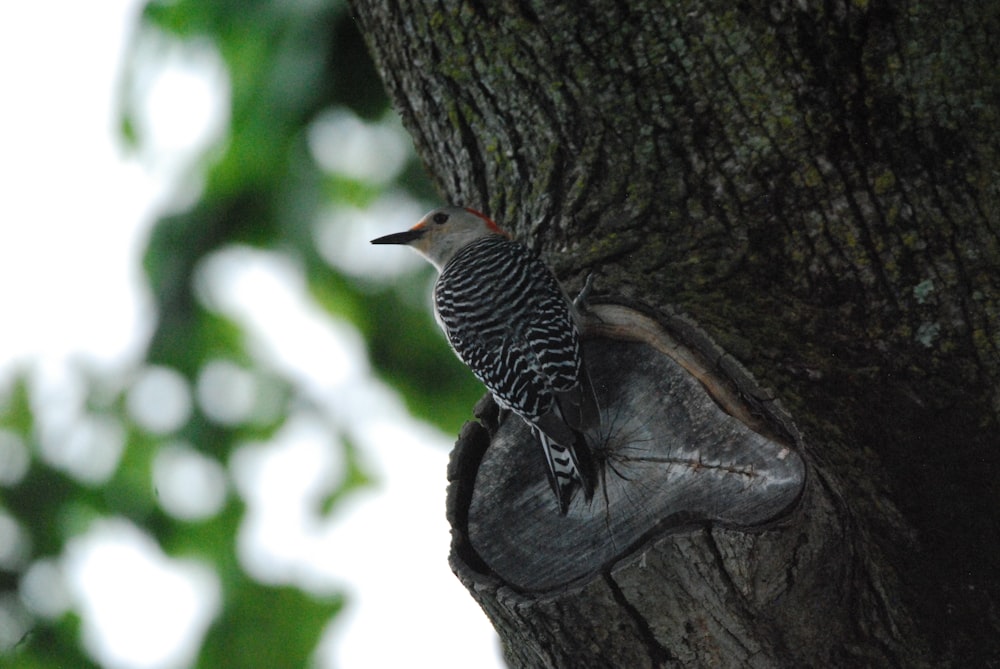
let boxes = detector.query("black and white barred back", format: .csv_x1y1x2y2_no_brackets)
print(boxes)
434,234,595,513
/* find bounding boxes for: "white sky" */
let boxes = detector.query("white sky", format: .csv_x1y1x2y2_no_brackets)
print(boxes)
0,2,503,667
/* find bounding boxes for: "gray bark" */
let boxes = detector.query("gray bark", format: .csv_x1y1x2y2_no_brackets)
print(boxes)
350,0,1000,666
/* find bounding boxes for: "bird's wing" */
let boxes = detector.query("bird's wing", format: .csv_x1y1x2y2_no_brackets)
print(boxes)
519,299,602,434
434,236,594,431
556,362,600,432
436,313,545,418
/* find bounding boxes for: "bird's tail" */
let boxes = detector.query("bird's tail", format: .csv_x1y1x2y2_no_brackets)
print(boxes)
537,428,595,515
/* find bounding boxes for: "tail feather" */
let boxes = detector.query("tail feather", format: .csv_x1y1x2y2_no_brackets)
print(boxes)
537,428,594,515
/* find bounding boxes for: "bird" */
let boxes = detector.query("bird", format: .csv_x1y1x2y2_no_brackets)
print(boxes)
371,205,599,514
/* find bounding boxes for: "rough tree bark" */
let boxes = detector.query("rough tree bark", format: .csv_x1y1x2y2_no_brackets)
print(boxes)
350,1,1000,666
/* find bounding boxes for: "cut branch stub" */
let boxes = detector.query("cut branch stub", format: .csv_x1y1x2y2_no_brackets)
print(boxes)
450,304,806,592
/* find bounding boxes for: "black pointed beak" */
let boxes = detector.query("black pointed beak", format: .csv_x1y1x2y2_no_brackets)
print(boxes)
370,229,425,245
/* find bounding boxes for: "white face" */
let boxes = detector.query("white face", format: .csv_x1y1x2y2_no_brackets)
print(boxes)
404,206,508,271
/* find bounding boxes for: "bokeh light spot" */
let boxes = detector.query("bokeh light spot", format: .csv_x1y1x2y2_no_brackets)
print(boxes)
64,519,220,669
195,360,257,427
307,108,409,185
152,442,228,521
0,429,30,486
38,413,126,485
0,512,29,571
230,413,345,590
126,366,192,435
20,558,72,620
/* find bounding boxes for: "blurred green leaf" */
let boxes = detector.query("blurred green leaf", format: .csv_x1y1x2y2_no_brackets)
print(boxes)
10,617,101,669
320,435,374,515
0,371,33,436
197,581,343,669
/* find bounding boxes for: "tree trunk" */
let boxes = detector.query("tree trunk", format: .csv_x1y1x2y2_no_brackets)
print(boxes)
349,1,1000,666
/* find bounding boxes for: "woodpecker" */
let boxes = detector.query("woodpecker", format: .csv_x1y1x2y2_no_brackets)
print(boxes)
371,206,599,514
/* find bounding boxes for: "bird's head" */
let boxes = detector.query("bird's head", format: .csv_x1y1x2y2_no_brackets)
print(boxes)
370,206,508,271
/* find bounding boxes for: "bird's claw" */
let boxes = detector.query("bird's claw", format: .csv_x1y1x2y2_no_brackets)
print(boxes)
573,271,596,311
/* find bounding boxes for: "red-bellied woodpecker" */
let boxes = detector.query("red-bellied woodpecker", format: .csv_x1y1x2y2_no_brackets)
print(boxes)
371,206,599,514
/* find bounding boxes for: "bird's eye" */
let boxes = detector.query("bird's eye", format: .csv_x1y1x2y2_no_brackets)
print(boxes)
433,212,449,224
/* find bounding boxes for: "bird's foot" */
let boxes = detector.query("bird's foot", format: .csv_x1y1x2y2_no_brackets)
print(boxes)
573,271,597,312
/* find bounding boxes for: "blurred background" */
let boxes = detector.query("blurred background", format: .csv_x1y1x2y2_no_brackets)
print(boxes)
0,0,504,666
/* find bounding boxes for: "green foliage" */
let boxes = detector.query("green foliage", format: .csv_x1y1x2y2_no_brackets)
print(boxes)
1,0,484,666
197,582,343,669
